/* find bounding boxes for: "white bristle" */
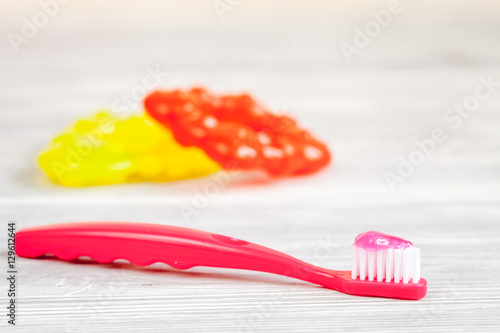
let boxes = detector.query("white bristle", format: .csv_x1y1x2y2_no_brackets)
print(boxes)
351,245,359,280
402,248,411,284
351,245,421,284
376,250,385,282
394,249,402,283
385,248,394,282
358,248,367,280
367,251,376,281
412,247,421,283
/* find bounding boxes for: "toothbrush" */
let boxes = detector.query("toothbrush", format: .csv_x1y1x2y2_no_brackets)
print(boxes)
15,222,427,300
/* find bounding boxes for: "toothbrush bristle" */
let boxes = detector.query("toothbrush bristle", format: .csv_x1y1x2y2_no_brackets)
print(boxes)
351,245,421,284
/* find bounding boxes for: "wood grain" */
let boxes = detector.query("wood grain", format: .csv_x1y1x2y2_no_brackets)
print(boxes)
1,1,499,332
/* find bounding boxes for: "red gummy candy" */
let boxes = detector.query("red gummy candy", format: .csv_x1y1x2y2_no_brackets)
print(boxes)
144,87,331,176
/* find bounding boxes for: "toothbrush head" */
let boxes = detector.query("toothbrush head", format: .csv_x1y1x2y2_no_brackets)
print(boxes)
351,231,420,284
340,231,427,300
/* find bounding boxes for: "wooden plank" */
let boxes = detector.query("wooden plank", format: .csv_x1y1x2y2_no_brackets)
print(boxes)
1,1,499,331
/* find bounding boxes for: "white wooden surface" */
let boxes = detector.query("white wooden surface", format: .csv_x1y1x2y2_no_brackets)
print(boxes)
1,1,500,332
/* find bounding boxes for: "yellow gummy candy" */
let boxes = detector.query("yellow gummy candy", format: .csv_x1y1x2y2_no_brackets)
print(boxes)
38,111,221,186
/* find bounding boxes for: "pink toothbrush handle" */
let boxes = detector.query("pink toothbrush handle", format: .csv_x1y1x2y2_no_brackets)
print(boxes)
15,222,334,279
15,222,426,300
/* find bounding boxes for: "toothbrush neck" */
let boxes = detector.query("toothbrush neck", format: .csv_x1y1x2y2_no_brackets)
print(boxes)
261,259,346,291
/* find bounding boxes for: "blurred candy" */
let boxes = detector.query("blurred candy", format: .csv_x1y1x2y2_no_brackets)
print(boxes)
145,87,331,176
38,111,221,186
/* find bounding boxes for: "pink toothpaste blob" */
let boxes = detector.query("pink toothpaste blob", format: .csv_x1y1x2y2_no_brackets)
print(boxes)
351,231,420,284
354,231,413,251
